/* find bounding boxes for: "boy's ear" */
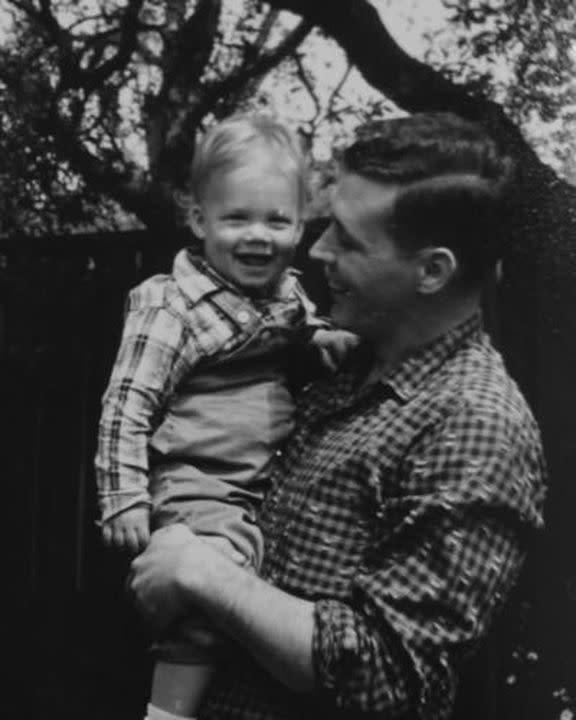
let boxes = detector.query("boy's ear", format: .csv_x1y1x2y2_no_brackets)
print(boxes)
188,205,206,239
417,246,458,294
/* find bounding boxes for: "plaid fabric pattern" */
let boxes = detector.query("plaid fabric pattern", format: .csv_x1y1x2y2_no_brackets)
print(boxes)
200,313,546,720
95,249,323,521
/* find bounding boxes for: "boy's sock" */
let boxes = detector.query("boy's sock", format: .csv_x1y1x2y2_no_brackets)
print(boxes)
146,703,195,720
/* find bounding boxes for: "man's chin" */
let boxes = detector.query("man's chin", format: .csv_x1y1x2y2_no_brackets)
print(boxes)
328,305,355,333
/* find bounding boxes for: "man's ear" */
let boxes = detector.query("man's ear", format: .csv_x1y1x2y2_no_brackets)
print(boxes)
417,247,458,294
188,205,206,239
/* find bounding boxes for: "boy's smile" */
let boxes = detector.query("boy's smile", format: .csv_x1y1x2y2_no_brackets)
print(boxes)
190,153,303,295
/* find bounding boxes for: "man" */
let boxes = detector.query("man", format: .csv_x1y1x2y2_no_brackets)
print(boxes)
130,112,545,720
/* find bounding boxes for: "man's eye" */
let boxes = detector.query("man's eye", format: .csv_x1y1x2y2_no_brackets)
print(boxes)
335,226,354,249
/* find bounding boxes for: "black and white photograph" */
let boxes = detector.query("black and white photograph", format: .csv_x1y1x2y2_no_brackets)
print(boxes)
1,2,574,719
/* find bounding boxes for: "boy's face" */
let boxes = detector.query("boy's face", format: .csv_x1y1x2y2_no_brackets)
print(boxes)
190,153,303,295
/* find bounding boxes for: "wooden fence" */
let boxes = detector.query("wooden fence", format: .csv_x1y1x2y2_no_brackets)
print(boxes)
0,228,567,719
0,230,190,719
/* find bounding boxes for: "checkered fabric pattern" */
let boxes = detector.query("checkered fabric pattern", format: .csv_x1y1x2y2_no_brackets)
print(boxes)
200,313,546,720
95,248,323,521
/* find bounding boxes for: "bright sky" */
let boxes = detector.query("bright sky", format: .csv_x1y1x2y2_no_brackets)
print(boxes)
2,0,571,179
371,0,448,55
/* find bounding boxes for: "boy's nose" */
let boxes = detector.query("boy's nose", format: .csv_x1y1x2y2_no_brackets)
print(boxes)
243,222,270,243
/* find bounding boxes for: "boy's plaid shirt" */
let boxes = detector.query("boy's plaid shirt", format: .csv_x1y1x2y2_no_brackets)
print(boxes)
95,248,324,522
201,313,546,720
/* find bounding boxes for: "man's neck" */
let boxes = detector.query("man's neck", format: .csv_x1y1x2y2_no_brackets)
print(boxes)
369,294,480,379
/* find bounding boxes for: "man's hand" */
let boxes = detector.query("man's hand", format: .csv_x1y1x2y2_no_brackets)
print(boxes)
312,328,360,372
102,505,150,555
131,525,316,691
129,524,242,629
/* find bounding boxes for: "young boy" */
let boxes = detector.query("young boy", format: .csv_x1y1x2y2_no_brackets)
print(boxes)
95,113,355,720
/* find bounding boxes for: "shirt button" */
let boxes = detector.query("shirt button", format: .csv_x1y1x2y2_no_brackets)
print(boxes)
342,629,358,653
237,310,251,324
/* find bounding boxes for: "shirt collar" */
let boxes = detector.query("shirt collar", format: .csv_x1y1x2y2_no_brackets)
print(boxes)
172,248,300,304
378,312,484,403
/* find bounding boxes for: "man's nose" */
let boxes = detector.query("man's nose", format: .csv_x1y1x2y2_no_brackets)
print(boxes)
309,226,335,263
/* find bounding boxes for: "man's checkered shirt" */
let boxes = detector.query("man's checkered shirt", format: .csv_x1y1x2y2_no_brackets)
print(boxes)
200,313,546,720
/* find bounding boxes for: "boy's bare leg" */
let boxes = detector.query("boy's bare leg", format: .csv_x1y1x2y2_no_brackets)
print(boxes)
146,536,246,719
148,661,216,719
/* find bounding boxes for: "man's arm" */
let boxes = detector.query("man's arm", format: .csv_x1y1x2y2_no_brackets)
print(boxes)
130,524,316,692
131,403,545,716
307,405,545,716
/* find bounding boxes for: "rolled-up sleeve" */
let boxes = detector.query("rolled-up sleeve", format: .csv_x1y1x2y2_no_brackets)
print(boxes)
311,403,545,718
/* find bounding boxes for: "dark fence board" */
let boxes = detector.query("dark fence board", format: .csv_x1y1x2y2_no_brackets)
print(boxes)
0,227,563,719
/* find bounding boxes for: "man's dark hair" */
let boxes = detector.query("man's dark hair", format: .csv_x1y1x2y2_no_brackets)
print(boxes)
341,112,515,287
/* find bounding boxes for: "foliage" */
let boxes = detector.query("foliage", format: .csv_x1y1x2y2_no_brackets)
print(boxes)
426,0,576,182
0,0,324,233
1,0,575,235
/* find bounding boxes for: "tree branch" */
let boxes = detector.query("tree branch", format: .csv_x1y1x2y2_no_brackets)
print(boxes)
44,112,172,229
11,0,145,93
145,0,222,176
292,52,321,128
34,0,81,86
66,0,146,92
160,0,222,98
264,0,549,169
150,15,312,190
194,17,313,121
254,8,281,49
213,12,312,119
324,61,352,122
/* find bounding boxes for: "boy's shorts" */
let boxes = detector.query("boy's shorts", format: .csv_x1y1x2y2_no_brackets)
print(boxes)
149,477,264,664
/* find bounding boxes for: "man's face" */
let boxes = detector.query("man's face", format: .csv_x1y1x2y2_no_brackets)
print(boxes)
310,172,422,341
191,151,303,296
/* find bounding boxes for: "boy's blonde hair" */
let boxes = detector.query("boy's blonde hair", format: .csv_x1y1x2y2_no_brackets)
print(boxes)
190,113,308,208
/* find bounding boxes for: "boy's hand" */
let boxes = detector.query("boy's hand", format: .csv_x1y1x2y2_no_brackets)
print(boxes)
102,505,150,555
312,328,360,372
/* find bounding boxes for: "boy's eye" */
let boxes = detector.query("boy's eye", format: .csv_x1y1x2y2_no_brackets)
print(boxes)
223,212,247,223
268,215,292,227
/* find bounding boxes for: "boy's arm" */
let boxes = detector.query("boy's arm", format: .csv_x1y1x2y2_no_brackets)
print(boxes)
292,279,359,372
95,295,193,523
292,277,331,334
